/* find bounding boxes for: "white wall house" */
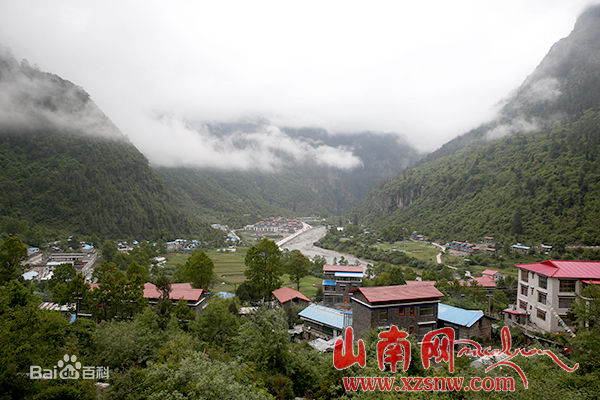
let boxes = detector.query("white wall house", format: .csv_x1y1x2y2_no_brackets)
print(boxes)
513,260,600,333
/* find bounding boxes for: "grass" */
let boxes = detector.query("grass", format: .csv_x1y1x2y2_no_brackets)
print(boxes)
163,247,321,299
374,240,440,263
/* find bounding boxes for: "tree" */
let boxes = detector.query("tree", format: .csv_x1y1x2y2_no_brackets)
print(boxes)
283,250,310,291
182,251,214,289
155,273,172,327
101,240,118,263
244,238,283,301
48,263,77,305
126,261,150,284
195,297,239,344
0,236,27,284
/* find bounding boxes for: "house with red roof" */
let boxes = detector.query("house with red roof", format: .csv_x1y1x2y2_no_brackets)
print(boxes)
350,284,444,339
88,281,209,317
509,260,600,333
322,265,364,305
481,269,504,282
458,276,496,290
272,287,311,311
143,282,209,315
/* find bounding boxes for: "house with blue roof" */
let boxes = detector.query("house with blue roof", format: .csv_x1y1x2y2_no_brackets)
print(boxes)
437,303,492,343
298,304,352,340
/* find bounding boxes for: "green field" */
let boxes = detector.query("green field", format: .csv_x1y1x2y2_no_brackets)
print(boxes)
374,240,440,263
163,248,321,299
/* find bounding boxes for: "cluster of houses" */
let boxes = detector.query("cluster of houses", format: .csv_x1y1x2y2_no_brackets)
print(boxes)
269,264,497,352
446,240,496,255
244,217,304,234
23,248,98,282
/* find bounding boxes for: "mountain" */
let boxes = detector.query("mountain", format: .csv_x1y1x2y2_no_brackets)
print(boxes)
157,123,421,225
0,47,206,241
429,5,600,160
354,5,600,245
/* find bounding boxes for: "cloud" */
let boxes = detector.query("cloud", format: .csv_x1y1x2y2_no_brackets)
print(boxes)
0,0,598,158
132,114,362,170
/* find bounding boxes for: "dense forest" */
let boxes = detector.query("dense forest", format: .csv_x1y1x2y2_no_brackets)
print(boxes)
354,107,600,244
0,47,217,241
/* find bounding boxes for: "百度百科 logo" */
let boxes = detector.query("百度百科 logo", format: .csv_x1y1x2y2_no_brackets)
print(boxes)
29,354,109,380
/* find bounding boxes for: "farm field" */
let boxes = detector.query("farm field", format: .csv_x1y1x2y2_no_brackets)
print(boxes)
373,240,439,263
163,247,321,299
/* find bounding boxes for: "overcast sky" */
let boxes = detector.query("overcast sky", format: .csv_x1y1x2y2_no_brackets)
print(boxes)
0,0,597,168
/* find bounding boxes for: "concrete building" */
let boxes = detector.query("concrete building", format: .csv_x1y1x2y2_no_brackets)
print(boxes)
298,303,352,340
437,303,492,343
350,284,444,339
509,260,600,333
322,265,363,305
272,287,311,311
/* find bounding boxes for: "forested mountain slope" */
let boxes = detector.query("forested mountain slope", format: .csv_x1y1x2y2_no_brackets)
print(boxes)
159,126,421,225
0,48,204,240
354,5,600,245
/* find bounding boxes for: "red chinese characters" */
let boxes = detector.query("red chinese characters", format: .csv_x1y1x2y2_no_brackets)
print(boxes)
333,327,366,369
421,328,455,372
377,325,411,372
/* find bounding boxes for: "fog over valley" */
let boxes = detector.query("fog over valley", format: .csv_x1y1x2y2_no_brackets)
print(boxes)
1,0,598,170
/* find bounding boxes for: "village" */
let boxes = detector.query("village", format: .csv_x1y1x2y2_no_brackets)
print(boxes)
20,222,600,360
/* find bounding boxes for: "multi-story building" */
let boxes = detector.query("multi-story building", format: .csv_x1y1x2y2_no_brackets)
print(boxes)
508,260,600,333
350,284,444,339
322,265,363,305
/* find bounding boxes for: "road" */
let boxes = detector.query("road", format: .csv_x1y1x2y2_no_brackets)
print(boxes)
279,225,369,268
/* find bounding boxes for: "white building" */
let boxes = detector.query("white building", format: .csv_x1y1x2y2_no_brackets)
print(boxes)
509,260,600,333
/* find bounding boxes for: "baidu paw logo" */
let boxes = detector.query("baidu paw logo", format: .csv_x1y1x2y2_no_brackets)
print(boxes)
57,354,81,379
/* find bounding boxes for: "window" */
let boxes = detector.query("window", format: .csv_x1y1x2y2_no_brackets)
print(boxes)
558,297,574,309
520,284,528,296
536,309,546,321
398,307,405,316
418,325,431,336
419,305,434,317
519,300,528,310
521,270,528,282
409,307,415,317
559,280,576,293
537,291,547,304
379,310,388,323
408,326,415,335
538,275,547,289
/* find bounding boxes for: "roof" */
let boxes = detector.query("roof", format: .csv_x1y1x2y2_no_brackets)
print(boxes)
471,276,496,288
323,280,336,286
143,282,205,301
323,265,363,273
354,284,444,303
512,245,530,250
272,287,311,304
583,279,600,285
438,303,484,328
481,269,499,276
503,308,526,315
516,260,600,279
404,280,437,286
298,304,349,329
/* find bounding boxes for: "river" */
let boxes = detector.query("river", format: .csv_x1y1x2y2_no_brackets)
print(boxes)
279,225,369,267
